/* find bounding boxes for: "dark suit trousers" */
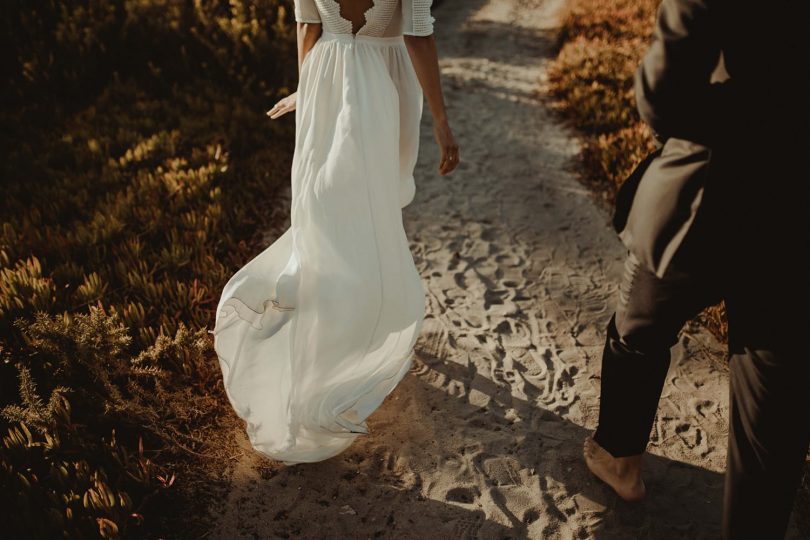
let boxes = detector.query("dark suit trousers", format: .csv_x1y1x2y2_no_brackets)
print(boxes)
593,251,809,540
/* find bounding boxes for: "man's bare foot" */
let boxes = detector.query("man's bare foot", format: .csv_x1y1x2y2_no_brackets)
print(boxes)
583,437,646,502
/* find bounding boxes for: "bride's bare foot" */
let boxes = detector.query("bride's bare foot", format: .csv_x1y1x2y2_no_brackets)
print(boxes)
583,437,646,502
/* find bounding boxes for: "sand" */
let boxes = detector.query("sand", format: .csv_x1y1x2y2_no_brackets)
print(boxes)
207,0,805,538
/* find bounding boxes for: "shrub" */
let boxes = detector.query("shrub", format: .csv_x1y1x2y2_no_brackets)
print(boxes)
1,310,206,538
549,38,641,135
582,123,657,197
1,0,296,117
1,1,299,537
557,0,658,43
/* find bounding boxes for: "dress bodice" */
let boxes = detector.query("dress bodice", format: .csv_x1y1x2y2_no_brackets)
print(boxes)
294,0,434,38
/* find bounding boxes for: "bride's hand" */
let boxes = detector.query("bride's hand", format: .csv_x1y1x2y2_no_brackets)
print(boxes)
267,93,297,119
434,120,460,176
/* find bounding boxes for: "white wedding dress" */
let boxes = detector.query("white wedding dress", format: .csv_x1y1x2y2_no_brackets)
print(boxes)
212,0,434,464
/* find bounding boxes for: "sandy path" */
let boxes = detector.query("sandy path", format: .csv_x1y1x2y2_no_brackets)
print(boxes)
208,0,803,538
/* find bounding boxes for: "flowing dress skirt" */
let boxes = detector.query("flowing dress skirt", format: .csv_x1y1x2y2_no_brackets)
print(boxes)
212,32,425,464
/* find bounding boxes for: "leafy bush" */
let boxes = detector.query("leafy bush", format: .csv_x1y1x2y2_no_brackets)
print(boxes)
1,1,298,537
2,0,296,116
2,310,207,538
582,123,657,196
556,0,658,43
550,38,640,135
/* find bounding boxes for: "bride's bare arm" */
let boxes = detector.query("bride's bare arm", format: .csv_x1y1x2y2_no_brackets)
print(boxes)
404,34,459,176
268,22,322,120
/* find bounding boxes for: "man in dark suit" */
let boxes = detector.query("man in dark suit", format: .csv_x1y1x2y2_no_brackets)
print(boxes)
582,0,809,537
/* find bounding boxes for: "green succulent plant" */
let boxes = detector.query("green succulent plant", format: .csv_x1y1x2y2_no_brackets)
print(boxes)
1,0,299,537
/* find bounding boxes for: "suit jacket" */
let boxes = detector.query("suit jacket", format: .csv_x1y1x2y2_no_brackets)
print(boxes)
614,0,809,277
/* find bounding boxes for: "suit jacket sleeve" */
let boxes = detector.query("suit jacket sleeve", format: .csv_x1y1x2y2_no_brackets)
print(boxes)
635,0,728,145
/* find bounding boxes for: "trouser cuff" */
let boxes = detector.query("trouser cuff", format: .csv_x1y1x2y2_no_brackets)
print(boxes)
593,315,671,457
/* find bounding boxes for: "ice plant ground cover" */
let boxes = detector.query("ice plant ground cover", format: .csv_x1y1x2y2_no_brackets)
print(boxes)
1,1,299,537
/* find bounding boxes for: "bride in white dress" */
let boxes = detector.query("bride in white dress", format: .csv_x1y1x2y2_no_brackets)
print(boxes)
212,0,459,464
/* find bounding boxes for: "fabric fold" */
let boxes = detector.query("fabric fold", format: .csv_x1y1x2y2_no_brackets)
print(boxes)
213,32,425,464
